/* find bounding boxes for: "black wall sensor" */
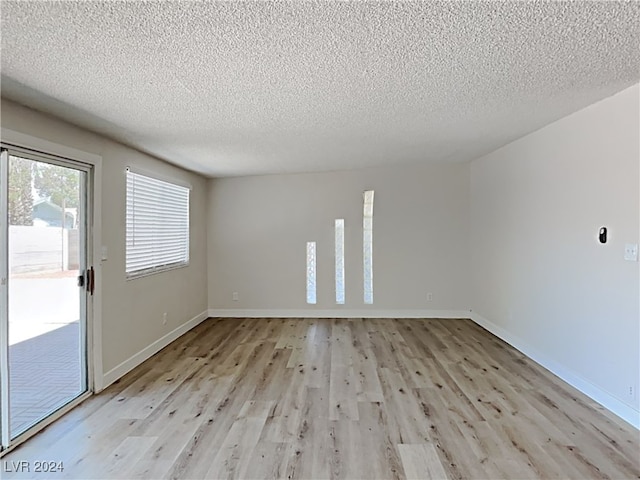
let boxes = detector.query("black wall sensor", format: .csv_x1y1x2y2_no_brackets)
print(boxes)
599,227,607,244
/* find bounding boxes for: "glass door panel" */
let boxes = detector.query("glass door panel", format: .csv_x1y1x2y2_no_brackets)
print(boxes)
1,149,89,446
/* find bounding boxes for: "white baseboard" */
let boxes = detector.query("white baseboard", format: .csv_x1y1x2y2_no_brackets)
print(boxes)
470,311,640,430
207,308,472,319
101,310,209,389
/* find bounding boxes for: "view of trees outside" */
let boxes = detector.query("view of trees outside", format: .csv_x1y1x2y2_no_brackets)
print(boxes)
8,156,33,225
8,156,79,226
34,162,79,209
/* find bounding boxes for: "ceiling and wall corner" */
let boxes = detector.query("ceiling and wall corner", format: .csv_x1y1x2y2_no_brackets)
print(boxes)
1,1,639,177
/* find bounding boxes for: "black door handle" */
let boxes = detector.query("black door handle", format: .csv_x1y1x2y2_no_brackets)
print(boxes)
88,267,95,295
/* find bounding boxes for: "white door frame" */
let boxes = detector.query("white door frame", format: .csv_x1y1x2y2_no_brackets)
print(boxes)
0,128,103,452
0,149,9,449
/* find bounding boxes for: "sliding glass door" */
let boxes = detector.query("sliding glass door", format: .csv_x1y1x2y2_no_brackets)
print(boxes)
0,146,92,451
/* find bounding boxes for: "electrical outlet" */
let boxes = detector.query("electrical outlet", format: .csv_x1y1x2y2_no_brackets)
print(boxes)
624,243,638,262
162,312,167,325
426,292,433,302
232,292,239,301
628,385,636,400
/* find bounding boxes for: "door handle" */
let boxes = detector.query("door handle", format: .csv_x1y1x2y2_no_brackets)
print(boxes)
88,267,95,295
79,268,94,294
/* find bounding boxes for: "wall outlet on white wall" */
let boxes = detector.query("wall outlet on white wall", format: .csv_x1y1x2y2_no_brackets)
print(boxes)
426,292,433,301
624,243,638,261
162,312,167,325
232,292,239,301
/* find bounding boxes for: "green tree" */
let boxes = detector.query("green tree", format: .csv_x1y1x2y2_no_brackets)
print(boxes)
8,156,34,226
34,163,79,209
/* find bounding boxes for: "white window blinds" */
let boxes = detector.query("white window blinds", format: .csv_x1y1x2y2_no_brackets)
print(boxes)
126,169,190,278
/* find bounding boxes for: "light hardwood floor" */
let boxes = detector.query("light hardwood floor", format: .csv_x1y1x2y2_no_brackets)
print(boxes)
3,318,639,479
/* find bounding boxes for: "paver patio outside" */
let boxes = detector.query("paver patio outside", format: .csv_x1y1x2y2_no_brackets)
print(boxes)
8,275,83,437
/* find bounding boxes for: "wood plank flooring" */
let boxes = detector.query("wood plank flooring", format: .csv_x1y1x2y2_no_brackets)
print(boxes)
3,318,639,479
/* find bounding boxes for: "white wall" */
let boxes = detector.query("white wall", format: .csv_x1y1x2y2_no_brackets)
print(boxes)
1,98,209,380
208,164,470,315
470,84,640,423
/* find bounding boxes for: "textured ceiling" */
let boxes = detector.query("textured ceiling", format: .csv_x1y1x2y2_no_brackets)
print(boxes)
1,1,639,177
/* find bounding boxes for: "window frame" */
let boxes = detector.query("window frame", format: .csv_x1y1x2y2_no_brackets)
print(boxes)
125,167,190,280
